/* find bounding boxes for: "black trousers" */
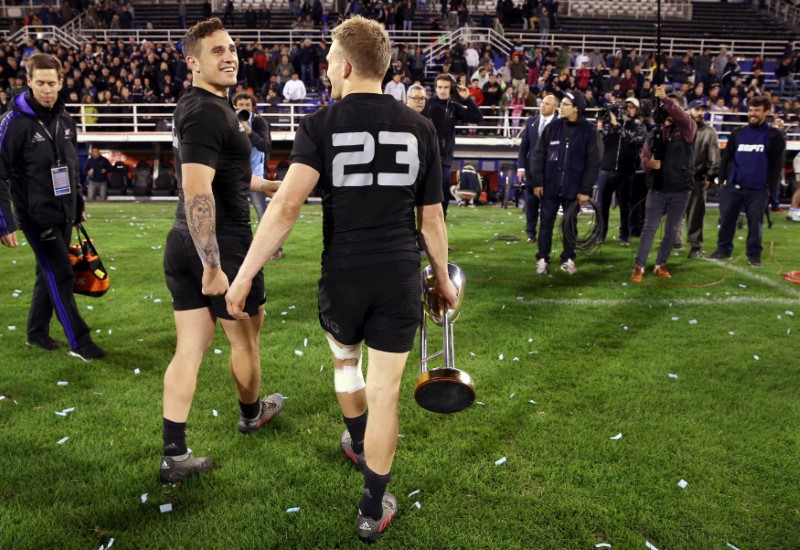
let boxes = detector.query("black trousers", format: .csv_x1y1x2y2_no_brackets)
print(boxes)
537,196,577,263
23,224,91,350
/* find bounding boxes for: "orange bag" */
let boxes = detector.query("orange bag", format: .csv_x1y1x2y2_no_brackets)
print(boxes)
69,223,110,297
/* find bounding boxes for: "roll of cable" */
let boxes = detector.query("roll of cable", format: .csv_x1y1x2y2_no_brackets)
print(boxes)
560,198,605,254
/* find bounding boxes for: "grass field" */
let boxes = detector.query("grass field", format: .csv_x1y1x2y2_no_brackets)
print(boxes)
1,202,799,550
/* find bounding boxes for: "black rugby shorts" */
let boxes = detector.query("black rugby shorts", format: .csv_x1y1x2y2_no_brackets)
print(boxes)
318,261,421,353
164,228,265,320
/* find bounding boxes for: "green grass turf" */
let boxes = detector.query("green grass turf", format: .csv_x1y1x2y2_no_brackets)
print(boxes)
0,202,798,549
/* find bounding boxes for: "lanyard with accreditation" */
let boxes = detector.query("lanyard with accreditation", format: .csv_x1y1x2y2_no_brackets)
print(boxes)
38,118,71,197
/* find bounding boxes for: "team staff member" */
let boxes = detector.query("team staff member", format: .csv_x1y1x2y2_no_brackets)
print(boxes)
631,86,697,283
0,53,105,361
226,16,457,543
532,90,600,276
517,93,558,243
405,83,427,113
709,96,785,267
422,73,483,217
159,18,284,485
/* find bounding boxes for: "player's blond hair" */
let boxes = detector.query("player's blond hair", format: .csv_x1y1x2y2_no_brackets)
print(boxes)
330,16,391,81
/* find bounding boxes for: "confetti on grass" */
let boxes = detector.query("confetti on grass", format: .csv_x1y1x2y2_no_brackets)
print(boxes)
412,501,421,509
726,544,741,550
645,542,659,550
688,319,698,325
134,368,140,375
595,544,612,548
57,381,68,386
668,373,678,379
56,437,69,445
159,503,172,514
294,350,304,356
495,456,507,466
140,493,148,503
408,489,420,497
753,355,760,361
8,326,16,331
212,410,218,417
610,433,622,440
286,507,300,513
678,479,688,489
214,349,222,355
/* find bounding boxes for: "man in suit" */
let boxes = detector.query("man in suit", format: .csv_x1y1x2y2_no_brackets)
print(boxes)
517,93,558,243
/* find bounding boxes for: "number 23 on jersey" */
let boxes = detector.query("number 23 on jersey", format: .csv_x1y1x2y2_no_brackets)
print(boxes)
332,131,420,187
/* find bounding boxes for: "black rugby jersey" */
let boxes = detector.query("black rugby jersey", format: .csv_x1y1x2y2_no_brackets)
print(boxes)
292,93,442,270
172,86,252,235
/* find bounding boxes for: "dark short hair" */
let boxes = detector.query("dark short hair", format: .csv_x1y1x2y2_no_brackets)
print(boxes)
232,91,257,107
26,53,62,78
182,18,226,59
749,95,771,111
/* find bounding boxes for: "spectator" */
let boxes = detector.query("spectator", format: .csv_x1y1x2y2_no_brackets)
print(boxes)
282,72,307,101
84,146,113,201
776,57,797,99
384,73,406,102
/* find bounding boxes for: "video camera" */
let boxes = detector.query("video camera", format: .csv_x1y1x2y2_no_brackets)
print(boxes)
597,102,624,125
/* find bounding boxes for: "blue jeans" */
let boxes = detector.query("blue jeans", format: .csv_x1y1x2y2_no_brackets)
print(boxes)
635,189,691,267
715,184,769,258
441,165,452,217
250,191,267,220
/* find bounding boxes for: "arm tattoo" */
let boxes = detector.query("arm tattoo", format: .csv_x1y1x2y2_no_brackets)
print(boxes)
186,192,220,269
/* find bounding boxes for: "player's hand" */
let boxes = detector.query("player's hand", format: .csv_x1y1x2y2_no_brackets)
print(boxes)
0,231,18,248
202,266,229,296
457,84,470,100
577,193,589,204
240,120,252,134
533,186,543,198
435,277,460,314
517,169,525,183
226,277,252,319
261,178,281,197
648,158,662,170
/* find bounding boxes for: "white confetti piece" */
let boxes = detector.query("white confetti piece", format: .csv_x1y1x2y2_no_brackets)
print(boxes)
469,352,476,357
110,266,116,270
509,393,515,399
141,493,148,503
495,456,507,466
777,315,782,320
512,357,520,362
728,331,735,336
498,354,504,360
726,543,741,550
106,538,115,549
289,305,296,310
678,479,688,489
688,319,698,325
8,326,16,331
286,507,300,513
153,299,162,303
412,501,421,509
56,437,69,445
0,396,5,401
159,503,173,513
57,381,68,386
786,310,794,317
621,325,628,331
214,349,222,355
397,434,405,438
645,542,659,550
294,350,304,356
319,365,324,372
528,338,533,343
55,411,67,417
134,368,140,375
788,328,792,335
610,433,622,440
753,355,760,361
408,489,420,497
303,338,308,347
738,283,746,289
87,305,94,310
528,400,536,404
108,329,112,335
621,282,628,287
671,317,679,321
63,407,75,413
476,401,486,406
93,392,104,395
212,409,218,417
280,311,288,316
96,330,101,334
668,373,678,379
596,545,612,548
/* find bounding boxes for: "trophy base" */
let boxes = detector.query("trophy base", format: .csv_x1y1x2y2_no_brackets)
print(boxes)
414,368,476,414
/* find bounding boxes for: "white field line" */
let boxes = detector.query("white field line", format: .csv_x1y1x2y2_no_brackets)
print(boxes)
700,258,800,299
517,296,799,307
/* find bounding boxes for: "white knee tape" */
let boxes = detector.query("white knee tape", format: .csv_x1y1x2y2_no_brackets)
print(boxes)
325,333,362,361
334,365,366,393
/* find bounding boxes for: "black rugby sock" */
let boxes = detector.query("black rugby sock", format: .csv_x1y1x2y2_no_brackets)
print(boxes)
359,465,391,521
162,418,187,457
343,412,368,454
240,399,261,420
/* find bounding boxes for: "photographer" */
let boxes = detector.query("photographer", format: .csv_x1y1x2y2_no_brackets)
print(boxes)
597,97,645,246
422,73,484,218
233,92,272,221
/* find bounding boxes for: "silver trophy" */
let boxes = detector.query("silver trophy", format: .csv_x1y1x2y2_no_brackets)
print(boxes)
415,263,475,414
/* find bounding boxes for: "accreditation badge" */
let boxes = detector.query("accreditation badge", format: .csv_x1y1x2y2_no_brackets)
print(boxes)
51,165,71,197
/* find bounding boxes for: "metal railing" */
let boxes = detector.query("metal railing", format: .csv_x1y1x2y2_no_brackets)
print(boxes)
764,0,800,27
564,0,693,20
66,101,800,145
8,24,83,49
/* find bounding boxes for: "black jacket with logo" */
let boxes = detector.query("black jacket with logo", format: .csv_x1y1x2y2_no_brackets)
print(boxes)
0,92,82,235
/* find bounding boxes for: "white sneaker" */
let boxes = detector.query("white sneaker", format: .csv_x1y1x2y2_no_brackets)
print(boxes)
536,258,548,275
560,259,577,275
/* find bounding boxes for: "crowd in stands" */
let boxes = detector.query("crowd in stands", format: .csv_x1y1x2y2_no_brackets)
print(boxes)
1,14,799,135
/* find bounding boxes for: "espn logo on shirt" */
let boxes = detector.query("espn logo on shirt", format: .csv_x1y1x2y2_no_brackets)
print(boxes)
737,144,765,153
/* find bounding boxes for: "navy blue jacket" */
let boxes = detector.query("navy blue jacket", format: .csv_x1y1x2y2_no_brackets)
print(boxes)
532,117,600,200
0,93,82,235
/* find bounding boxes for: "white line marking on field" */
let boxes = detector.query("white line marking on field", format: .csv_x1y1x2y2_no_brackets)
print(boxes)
517,296,800,307
702,259,800,298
